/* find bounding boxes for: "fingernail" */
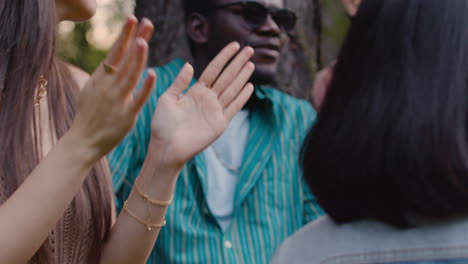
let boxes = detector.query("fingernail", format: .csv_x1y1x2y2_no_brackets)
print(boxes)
184,62,193,70
139,18,148,27
136,38,147,47
148,69,156,78
127,15,137,23
231,41,240,49
141,17,151,25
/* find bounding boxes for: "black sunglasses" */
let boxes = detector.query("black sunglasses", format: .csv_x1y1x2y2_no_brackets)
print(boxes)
215,1,297,32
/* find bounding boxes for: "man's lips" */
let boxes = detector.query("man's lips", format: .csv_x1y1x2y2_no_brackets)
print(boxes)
251,43,281,59
252,43,281,51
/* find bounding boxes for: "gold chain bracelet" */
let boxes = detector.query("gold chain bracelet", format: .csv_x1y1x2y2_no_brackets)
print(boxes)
123,201,167,231
134,184,173,206
123,184,173,232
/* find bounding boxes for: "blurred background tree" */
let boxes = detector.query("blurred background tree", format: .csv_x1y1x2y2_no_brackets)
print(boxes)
58,22,106,73
58,0,131,73
58,0,349,98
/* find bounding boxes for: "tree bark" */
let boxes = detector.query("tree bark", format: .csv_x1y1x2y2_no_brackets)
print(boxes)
134,0,324,100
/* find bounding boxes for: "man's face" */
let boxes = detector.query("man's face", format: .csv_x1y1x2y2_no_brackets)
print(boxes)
207,0,289,85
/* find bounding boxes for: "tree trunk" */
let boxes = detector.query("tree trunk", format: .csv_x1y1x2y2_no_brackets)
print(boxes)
134,0,325,100
134,0,191,65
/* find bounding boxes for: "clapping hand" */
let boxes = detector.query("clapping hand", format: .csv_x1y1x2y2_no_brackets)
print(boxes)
70,16,156,160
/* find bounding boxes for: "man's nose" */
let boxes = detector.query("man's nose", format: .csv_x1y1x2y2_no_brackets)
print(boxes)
256,14,281,36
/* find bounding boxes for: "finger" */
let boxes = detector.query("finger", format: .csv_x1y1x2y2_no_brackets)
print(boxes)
324,68,334,85
116,19,153,81
219,62,255,107
130,69,157,114
212,46,254,95
118,38,149,97
198,42,240,87
136,17,154,42
167,63,194,97
104,15,138,68
224,83,254,121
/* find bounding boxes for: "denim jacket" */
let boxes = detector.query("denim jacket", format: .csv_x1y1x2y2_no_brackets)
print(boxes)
271,215,468,264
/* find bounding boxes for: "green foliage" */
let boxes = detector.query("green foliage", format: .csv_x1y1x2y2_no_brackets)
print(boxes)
322,0,350,48
320,0,350,64
58,22,107,73
57,0,129,73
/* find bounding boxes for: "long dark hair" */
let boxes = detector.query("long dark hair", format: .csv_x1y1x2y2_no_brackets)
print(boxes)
302,0,468,228
0,0,113,262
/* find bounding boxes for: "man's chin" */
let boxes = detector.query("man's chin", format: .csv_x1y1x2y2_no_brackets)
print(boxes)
250,68,277,86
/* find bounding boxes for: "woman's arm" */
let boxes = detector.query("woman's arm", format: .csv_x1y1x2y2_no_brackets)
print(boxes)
100,140,181,264
0,16,155,264
0,131,101,264
100,42,255,264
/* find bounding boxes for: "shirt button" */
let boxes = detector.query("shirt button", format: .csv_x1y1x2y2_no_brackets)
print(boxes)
224,240,233,249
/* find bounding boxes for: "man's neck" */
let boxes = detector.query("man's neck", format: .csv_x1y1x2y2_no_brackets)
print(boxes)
193,55,211,81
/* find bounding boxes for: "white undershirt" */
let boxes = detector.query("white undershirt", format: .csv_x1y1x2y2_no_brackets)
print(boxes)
203,110,250,231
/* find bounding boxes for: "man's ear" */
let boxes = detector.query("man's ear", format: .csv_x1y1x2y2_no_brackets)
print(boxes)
340,0,362,16
186,13,211,45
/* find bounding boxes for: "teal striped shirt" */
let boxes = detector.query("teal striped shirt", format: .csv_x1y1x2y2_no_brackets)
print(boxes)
108,59,324,264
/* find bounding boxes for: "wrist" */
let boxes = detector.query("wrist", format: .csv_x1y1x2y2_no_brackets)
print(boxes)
60,129,102,168
147,138,186,170
135,140,184,200
136,139,183,188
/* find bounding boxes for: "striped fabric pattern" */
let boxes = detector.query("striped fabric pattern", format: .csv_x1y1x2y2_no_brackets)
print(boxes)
108,59,324,264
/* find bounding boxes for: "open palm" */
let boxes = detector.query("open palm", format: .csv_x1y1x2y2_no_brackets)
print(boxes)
151,43,255,165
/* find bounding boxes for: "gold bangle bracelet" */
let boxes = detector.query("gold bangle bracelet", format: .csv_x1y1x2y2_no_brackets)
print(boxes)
123,201,166,232
134,184,173,206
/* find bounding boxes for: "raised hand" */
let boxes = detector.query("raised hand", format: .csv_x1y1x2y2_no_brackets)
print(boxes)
312,61,336,111
69,16,156,160
150,42,255,166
